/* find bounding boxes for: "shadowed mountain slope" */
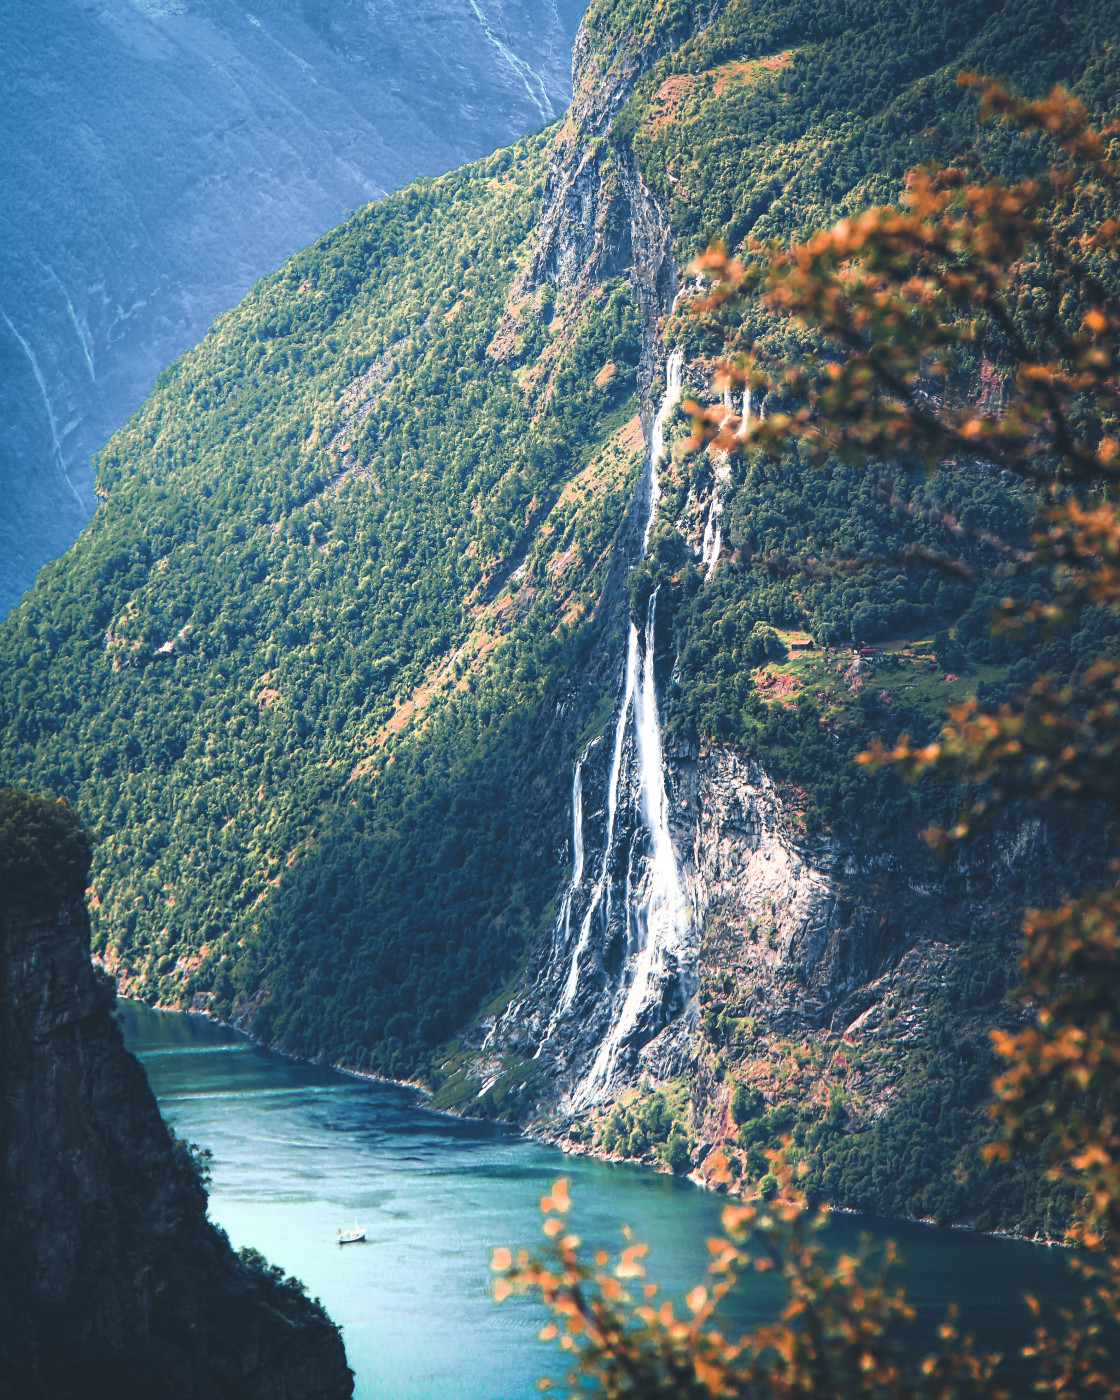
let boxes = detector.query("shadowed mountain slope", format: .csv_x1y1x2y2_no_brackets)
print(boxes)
0,0,588,613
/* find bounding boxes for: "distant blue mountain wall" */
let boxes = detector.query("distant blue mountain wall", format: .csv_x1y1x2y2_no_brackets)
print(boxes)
0,0,586,615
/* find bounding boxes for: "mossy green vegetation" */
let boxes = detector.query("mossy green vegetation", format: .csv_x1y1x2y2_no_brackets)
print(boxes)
611,0,1120,258
1,0,1117,1120
0,129,645,1076
586,926,1075,1235
609,0,1120,831
589,1081,695,1175
0,789,91,906
744,935,1077,1238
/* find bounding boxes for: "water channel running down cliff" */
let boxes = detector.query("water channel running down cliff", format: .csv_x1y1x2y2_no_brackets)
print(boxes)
541,351,701,1105
122,1001,1084,1400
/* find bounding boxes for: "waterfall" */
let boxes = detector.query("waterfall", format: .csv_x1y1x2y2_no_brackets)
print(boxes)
576,586,691,1102
466,0,554,122
1,306,84,509
701,382,736,581
643,348,684,551
703,518,722,583
558,626,638,1012
40,260,95,380
700,508,717,571
543,349,696,1104
555,759,585,950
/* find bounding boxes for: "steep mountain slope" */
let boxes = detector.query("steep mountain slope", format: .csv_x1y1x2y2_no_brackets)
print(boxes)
1,128,649,1073
0,0,588,614
0,791,351,1399
2,0,1118,1235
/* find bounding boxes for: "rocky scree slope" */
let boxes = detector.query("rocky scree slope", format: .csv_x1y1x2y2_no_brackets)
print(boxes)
0,791,351,1400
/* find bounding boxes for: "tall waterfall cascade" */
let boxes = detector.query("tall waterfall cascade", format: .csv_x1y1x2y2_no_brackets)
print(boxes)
542,350,698,1106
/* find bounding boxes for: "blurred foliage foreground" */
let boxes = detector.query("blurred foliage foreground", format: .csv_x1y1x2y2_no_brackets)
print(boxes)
494,83,1120,1398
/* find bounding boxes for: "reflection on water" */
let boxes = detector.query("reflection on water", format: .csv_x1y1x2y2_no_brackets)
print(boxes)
121,1001,1082,1400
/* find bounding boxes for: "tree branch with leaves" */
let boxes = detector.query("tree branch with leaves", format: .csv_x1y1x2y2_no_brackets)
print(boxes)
497,77,1120,1399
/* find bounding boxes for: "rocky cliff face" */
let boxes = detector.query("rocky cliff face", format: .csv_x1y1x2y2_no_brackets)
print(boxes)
670,747,1058,1040
449,5,1105,1151
0,791,352,1400
484,716,1072,1112
527,19,680,377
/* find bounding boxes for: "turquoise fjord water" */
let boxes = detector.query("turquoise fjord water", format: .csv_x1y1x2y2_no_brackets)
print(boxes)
122,1002,1081,1400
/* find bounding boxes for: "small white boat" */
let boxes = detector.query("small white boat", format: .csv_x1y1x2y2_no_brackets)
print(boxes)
337,1221,366,1245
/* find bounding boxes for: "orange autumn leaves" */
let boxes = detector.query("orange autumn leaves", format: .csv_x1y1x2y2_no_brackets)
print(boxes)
690,74,1120,1398
685,73,1120,1236
492,1167,1001,1399
685,78,1119,491
494,77,1120,1400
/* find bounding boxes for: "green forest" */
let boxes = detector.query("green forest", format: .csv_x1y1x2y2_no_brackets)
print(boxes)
0,129,646,1075
614,0,1120,829
1,0,1118,1232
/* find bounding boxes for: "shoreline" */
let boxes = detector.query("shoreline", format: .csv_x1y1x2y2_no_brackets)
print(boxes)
114,988,436,1101
532,1124,1069,1249
116,988,1067,1250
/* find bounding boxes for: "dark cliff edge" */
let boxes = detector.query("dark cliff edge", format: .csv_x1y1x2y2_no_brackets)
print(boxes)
0,789,352,1400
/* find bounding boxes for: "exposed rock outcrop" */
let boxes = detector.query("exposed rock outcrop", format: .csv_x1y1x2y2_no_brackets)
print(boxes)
484,710,1079,1116
457,5,1101,1130
0,791,352,1400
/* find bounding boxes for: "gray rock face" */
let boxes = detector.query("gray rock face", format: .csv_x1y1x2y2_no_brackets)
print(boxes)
668,745,1051,1039
521,14,679,406
511,716,1064,1115
472,8,1091,1118
0,872,352,1399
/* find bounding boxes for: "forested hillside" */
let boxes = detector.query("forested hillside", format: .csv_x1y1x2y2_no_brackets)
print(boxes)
1,0,1118,1235
1,131,647,1071
608,0,1120,827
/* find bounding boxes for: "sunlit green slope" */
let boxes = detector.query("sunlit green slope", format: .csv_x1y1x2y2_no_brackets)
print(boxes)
2,0,1118,1101
0,131,645,1072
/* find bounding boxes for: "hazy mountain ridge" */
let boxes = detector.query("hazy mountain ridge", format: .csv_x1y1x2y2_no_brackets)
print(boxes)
0,0,588,614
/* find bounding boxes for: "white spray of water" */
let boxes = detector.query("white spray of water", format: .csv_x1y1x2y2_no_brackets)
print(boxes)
546,349,697,1103
543,350,698,1100
700,506,717,571
1,306,84,510
577,584,691,1101
703,518,722,582
701,383,735,580
550,351,684,1022
555,759,585,950
558,627,639,1012
644,348,684,551
466,0,553,122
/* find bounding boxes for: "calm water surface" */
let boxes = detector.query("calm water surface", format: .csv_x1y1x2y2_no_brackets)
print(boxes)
122,1002,1082,1400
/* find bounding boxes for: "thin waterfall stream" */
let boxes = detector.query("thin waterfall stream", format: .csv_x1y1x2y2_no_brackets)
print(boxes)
579,582,692,1102
701,384,742,581
558,627,638,1014
545,349,695,1103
